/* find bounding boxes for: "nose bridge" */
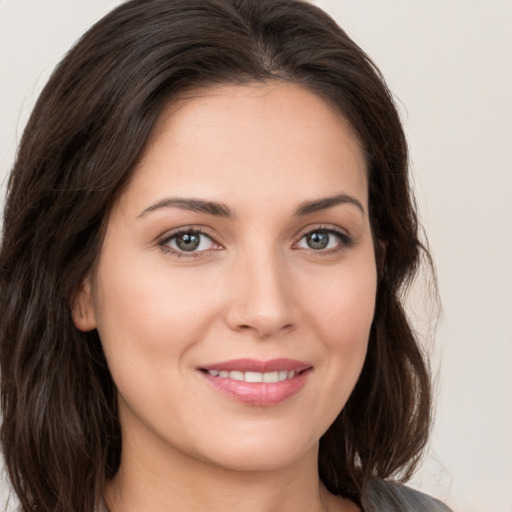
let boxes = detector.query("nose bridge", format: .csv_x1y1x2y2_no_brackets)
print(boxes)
225,242,295,337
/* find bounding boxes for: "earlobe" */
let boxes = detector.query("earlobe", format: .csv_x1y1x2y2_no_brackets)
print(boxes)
71,276,97,332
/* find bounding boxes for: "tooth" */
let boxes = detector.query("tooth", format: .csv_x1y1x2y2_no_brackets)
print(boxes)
209,369,298,382
263,371,279,383
245,371,263,383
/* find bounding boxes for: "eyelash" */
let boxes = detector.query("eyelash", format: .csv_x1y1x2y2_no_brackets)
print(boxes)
158,227,218,259
158,225,354,259
295,225,355,254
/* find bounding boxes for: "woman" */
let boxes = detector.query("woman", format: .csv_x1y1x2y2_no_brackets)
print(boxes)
0,1,451,511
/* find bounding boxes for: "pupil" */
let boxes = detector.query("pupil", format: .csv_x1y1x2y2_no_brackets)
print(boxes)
177,232,200,251
307,231,328,250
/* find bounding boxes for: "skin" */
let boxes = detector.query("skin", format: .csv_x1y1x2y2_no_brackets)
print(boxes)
73,82,376,512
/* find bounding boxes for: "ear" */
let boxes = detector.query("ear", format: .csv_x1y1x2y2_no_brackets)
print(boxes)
71,275,97,332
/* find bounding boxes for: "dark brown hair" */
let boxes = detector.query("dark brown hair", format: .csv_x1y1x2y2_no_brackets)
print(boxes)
0,1,433,510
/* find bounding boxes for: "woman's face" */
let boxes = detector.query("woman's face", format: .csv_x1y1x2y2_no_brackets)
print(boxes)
74,82,377,473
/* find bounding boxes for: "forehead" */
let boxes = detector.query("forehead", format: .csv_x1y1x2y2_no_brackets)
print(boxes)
119,82,368,217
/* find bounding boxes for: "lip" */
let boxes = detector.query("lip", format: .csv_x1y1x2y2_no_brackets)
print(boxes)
198,358,312,407
200,358,311,373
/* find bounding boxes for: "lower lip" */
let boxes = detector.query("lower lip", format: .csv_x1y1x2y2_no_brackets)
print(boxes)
201,370,311,406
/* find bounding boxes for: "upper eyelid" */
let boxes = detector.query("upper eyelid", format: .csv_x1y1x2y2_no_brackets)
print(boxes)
158,225,220,244
295,223,350,240
159,223,348,238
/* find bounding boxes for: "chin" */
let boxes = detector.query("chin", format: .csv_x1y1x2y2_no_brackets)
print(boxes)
190,426,320,473
204,447,314,473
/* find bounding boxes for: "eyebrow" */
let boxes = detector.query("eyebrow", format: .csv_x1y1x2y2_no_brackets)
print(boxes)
138,193,365,218
138,197,232,218
293,194,365,216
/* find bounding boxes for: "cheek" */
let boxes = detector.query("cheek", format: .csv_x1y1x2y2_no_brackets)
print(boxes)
90,263,224,435
91,257,221,380
288,259,376,440
305,256,377,340
300,254,377,389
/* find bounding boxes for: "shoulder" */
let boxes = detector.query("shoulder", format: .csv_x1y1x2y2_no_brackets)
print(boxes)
361,479,452,512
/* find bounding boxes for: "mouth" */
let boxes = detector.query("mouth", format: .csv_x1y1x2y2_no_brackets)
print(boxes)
198,358,312,406
201,368,304,383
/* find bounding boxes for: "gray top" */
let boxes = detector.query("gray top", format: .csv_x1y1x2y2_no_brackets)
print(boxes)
98,479,452,511
362,479,452,511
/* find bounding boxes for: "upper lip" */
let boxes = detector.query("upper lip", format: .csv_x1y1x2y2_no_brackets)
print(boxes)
199,358,312,373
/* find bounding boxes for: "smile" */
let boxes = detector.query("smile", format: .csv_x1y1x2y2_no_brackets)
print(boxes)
204,369,298,382
199,359,312,406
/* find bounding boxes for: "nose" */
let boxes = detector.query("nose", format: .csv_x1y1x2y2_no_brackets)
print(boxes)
224,249,297,338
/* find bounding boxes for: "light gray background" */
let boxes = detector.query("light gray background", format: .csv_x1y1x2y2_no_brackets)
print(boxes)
1,1,511,511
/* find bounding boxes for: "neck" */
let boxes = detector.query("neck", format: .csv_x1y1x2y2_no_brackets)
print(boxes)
104,437,351,512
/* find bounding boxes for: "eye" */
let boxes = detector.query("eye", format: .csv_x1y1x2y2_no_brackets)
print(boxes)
295,228,351,252
160,229,218,254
